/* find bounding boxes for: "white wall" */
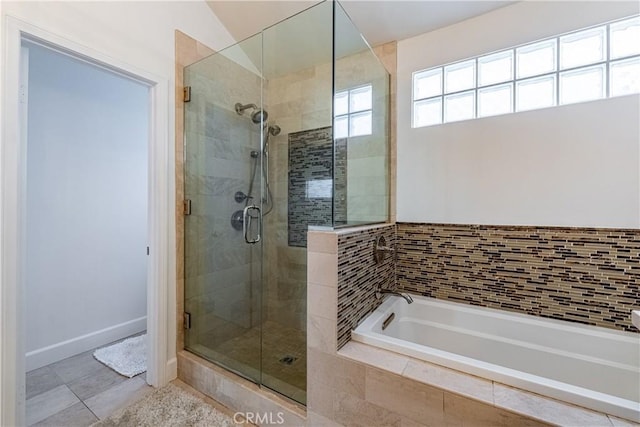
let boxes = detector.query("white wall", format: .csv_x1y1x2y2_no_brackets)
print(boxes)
24,43,148,370
397,1,640,228
1,0,235,377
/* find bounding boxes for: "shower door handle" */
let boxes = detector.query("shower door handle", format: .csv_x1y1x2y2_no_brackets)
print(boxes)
243,205,261,244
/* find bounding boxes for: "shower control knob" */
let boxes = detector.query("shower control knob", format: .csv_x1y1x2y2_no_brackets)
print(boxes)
235,191,249,203
231,210,244,231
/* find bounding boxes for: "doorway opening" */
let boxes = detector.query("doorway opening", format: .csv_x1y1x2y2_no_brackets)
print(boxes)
21,39,151,425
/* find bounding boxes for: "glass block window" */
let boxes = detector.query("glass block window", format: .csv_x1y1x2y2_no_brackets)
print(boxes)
412,15,640,128
334,85,372,138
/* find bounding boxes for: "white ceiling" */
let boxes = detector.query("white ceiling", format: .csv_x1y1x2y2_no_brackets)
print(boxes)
207,1,515,48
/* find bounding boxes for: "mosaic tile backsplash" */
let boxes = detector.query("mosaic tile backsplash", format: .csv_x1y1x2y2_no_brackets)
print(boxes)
337,225,396,349
396,223,640,332
288,127,347,247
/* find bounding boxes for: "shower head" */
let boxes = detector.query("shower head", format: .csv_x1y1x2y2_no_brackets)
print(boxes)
235,102,269,124
251,109,268,124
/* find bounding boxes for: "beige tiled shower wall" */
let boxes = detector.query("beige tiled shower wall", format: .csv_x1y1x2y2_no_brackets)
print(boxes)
263,41,397,332
175,30,214,352
264,60,332,331
396,222,640,333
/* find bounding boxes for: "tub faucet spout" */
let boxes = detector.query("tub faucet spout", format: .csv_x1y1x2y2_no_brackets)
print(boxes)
377,289,413,304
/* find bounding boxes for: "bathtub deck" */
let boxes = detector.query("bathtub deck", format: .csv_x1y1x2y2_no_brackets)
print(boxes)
338,341,639,426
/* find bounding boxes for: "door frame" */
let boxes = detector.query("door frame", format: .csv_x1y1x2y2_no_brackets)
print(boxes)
1,16,171,426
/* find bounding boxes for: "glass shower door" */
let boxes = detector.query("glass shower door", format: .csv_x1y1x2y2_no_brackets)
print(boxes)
183,34,264,383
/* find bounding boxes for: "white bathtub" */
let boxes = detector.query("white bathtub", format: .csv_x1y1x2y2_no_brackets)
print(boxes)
352,295,640,422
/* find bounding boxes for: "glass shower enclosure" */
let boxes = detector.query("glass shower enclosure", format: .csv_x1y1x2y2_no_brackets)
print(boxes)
183,0,389,404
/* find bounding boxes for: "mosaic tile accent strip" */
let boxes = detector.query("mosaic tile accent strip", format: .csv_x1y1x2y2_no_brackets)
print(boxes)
288,127,346,247
337,225,396,349
334,138,348,225
396,223,640,332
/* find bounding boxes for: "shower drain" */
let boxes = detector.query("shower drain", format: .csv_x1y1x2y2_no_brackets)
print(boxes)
278,355,298,365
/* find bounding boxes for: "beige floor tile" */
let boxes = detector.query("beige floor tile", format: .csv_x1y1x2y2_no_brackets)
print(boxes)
26,385,80,426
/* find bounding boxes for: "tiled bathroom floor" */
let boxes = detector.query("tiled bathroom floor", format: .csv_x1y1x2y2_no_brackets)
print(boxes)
26,334,152,426
194,320,307,403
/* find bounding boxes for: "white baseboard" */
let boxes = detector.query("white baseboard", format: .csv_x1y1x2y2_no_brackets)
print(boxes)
25,316,147,372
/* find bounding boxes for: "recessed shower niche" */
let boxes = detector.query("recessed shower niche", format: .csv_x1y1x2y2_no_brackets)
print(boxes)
182,0,389,404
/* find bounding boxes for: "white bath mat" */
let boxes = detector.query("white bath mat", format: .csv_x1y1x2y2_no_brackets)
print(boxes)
94,334,146,378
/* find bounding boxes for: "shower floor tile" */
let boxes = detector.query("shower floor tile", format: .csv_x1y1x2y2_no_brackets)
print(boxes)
195,320,307,403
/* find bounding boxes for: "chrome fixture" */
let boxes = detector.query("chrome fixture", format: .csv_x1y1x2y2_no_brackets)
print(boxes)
234,101,281,219
234,191,250,203
382,312,395,330
376,287,413,304
231,101,281,234
268,124,281,136
374,235,395,263
235,102,268,124
243,204,261,244
230,210,244,231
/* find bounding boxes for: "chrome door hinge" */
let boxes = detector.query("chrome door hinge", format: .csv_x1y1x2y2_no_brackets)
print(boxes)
183,86,191,102
183,199,192,216
184,312,191,329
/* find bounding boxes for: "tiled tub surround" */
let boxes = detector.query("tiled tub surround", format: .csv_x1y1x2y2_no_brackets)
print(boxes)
308,228,545,427
397,223,640,333
353,294,640,422
337,224,395,348
337,342,638,427
307,228,639,427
